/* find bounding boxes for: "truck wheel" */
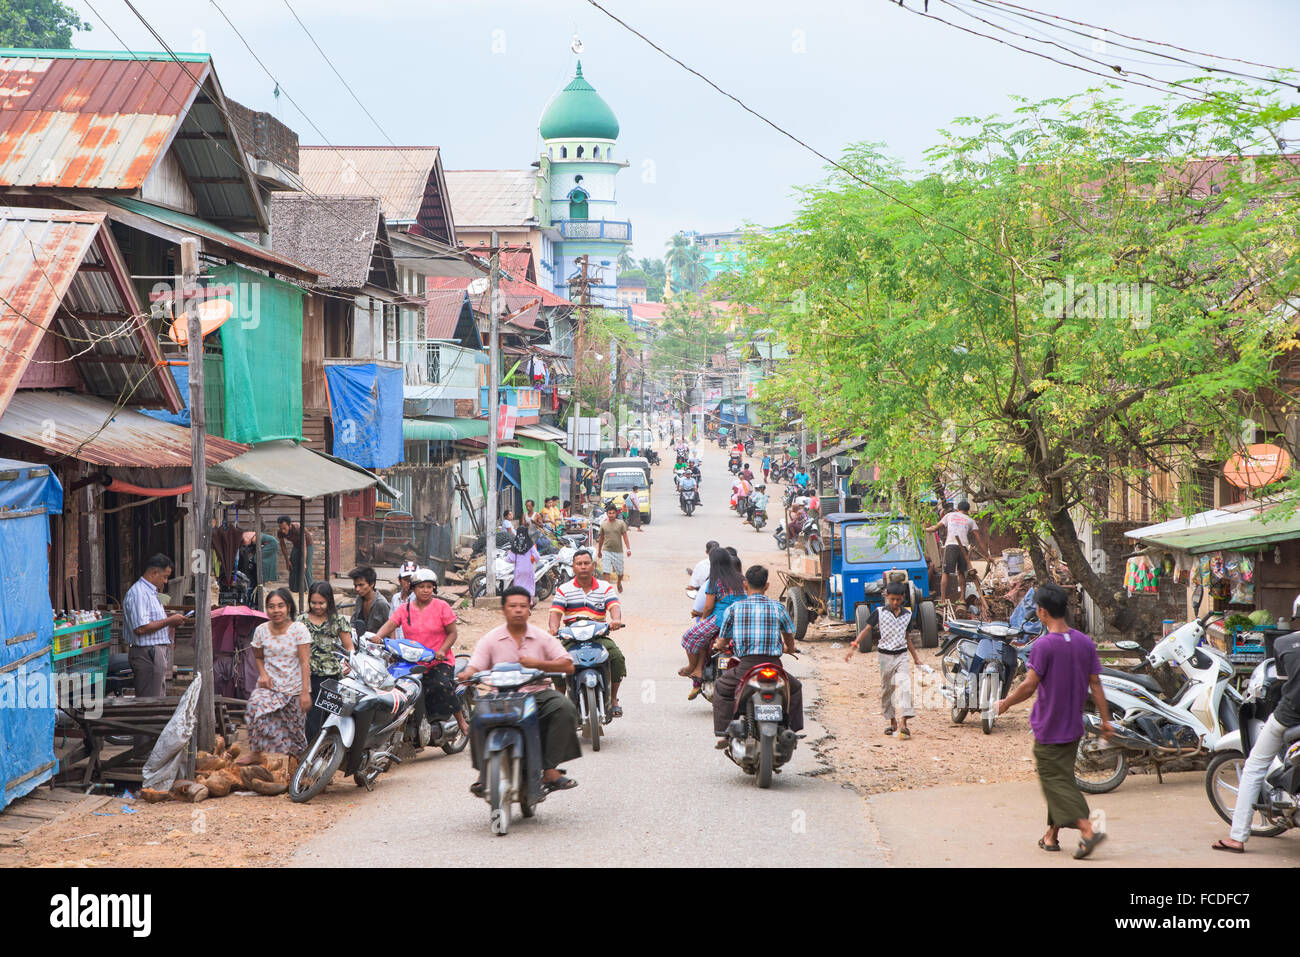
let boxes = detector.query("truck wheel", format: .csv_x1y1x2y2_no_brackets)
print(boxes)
918,601,939,649
854,604,874,651
783,587,809,642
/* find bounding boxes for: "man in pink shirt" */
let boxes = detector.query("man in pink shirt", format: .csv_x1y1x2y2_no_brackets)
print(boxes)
461,585,582,792
926,500,987,603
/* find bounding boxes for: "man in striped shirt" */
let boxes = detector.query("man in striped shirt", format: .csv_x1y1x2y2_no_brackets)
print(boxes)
549,549,628,717
711,565,804,742
123,554,187,698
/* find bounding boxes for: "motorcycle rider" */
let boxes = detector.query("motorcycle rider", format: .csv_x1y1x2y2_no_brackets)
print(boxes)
711,565,804,746
1213,622,1300,853
679,469,701,508
395,560,418,607
549,548,627,717
740,462,754,483
744,483,769,526
462,586,581,794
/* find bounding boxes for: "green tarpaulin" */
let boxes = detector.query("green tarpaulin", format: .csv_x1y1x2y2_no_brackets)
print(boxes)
403,417,490,441
213,264,304,444
516,437,561,509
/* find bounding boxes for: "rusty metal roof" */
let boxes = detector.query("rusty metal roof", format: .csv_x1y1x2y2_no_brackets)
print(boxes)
0,50,267,230
0,206,180,418
0,390,245,468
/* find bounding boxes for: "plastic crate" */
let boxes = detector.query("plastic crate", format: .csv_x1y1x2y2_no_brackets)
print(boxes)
52,618,111,655
52,638,111,699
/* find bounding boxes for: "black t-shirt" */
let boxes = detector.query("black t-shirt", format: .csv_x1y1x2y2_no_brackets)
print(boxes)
1272,632,1300,726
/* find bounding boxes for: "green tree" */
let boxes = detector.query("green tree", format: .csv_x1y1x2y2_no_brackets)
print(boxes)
638,257,667,301
726,83,1300,632
0,0,90,47
617,248,635,271
664,233,694,296
648,293,730,434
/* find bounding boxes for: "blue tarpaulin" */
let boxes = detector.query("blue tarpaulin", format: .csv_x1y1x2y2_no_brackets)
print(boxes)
325,364,404,469
0,459,63,808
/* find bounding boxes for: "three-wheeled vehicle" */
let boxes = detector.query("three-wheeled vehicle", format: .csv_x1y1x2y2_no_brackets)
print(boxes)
777,512,939,648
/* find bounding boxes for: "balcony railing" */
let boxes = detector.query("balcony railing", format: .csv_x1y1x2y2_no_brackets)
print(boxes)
556,219,632,242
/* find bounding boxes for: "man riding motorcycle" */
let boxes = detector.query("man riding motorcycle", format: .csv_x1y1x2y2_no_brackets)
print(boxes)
678,470,701,507
743,483,769,526
549,549,627,718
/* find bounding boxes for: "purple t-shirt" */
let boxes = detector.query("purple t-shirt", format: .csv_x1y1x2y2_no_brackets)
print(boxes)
1025,628,1101,744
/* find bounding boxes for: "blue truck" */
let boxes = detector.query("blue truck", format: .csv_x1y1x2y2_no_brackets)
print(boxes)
778,512,939,648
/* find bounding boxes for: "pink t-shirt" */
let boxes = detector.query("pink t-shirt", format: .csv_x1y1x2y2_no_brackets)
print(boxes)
939,511,978,549
389,597,457,664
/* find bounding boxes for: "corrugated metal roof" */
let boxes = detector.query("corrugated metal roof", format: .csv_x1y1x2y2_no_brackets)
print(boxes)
0,207,102,415
425,287,471,340
429,274,570,312
298,146,454,243
1125,498,1300,554
0,390,245,467
207,439,380,498
445,170,537,227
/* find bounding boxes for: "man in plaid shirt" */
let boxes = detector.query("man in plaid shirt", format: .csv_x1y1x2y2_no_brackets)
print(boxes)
711,565,804,742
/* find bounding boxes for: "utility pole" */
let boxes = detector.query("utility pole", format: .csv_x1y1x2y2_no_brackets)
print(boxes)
639,347,646,436
182,238,213,752
571,255,589,460
612,340,620,453
484,231,501,599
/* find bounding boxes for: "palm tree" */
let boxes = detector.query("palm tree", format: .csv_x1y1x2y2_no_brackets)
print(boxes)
617,248,634,271
664,233,694,296
683,245,711,291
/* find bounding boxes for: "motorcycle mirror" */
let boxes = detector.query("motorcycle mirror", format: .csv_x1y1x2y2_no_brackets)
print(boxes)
1113,640,1142,651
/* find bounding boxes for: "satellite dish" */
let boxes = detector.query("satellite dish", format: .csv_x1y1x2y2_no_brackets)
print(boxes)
467,277,489,295
169,298,234,344
571,34,584,54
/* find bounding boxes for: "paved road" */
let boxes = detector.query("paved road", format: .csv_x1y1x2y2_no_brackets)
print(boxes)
292,442,886,866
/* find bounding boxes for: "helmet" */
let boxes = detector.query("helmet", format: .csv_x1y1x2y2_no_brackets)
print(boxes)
757,484,767,490
399,560,418,578
411,568,437,585
795,496,809,507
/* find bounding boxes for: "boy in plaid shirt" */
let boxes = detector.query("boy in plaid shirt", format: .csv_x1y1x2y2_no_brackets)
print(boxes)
711,565,804,744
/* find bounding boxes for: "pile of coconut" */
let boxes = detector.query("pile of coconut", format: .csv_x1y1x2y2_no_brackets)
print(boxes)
139,735,297,803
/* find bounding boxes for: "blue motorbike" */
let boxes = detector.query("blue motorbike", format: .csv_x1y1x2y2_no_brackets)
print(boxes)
939,618,1040,734
382,637,472,754
559,621,613,751
469,663,565,836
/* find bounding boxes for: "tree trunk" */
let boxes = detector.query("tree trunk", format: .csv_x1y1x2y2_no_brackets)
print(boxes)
1043,504,1136,634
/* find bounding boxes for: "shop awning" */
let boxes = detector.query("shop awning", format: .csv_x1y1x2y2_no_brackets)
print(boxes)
403,417,490,441
496,447,546,461
0,390,246,468
557,447,586,469
207,440,392,499
516,424,568,442
810,438,868,464
1125,499,1300,554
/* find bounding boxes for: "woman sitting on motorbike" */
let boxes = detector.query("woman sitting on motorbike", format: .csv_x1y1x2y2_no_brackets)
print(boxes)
679,548,745,696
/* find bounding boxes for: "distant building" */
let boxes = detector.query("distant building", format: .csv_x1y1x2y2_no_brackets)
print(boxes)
693,227,769,279
617,274,647,306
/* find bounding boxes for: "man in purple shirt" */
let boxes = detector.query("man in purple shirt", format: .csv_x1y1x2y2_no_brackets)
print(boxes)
996,582,1114,859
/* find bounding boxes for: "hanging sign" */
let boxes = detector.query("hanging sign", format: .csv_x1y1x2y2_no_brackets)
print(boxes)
497,403,517,441
1224,443,1291,489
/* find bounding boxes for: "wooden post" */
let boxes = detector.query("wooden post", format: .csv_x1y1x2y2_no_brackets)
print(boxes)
183,238,214,752
298,498,307,614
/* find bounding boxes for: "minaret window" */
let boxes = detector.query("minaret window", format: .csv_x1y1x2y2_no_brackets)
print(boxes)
569,189,589,220
576,145,584,158
560,146,567,158
592,146,600,159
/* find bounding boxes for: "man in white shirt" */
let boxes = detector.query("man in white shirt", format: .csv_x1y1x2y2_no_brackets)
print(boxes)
123,554,187,697
926,500,986,604
686,541,719,591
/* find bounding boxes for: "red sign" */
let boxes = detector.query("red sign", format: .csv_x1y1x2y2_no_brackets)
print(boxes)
497,403,516,441
1224,443,1291,489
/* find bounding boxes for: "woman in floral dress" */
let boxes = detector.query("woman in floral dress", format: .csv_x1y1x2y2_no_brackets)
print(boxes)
248,588,312,757
299,582,354,743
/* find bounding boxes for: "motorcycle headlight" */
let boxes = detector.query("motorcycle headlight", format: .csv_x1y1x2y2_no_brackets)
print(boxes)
400,644,425,663
352,653,394,690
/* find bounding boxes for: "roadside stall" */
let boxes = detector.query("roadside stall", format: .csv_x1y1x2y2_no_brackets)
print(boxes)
1125,495,1300,676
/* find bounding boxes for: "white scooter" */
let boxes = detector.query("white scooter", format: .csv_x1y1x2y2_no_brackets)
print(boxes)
1074,611,1240,794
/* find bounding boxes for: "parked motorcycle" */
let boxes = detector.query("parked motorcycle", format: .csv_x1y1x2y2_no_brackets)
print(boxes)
720,656,799,788
558,620,614,750
469,549,515,600
469,663,567,835
290,643,423,802
382,637,472,754
1205,655,1299,838
1073,612,1241,794
939,621,1037,733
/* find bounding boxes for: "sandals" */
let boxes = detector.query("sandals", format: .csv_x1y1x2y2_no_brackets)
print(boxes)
544,775,578,792
1211,839,1245,854
469,781,485,797
609,704,624,718
1074,831,1107,859
1038,837,1060,852
687,685,702,700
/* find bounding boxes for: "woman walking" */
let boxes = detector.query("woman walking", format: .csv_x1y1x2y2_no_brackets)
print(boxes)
509,527,540,604
248,588,312,759
679,547,745,698
299,582,355,743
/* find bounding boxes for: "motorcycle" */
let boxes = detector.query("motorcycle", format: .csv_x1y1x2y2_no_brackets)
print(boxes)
728,454,742,474
750,503,768,531
469,549,514,600
558,620,615,751
679,486,698,516
743,438,755,456
645,449,661,465
1073,612,1241,794
290,643,423,802
382,637,473,754
719,655,800,788
1205,655,1299,839
939,621,1038,733
773,520,820,554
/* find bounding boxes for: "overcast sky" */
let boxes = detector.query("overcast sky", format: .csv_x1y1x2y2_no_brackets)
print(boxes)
68,0,1300,258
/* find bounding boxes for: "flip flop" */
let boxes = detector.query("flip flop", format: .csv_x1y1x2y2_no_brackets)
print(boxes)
544,775,578,792
687,686,702,700
609,705,624,718
1038,837,1060,852
1074,831,1108,859
469,781,485,797
1211,839,1245,854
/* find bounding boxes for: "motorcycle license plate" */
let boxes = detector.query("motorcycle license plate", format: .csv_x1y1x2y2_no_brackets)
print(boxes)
753,704,783,721
315,687,345,715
